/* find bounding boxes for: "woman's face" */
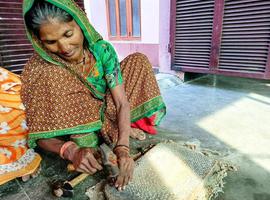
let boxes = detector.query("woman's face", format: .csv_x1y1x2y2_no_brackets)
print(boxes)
39,19,84,63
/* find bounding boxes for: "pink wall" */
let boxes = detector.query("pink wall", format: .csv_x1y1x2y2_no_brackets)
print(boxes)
84,0,173,73
159,0,173,73
113,43,159,66
109,0,160,67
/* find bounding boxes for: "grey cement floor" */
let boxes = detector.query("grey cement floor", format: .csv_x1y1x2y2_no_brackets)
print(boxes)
1,73,270,200
158,74,270,200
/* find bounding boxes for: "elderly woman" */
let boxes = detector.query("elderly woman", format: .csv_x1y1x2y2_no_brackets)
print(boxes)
22,0,166,190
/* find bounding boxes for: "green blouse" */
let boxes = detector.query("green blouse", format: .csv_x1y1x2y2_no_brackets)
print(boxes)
88,40,123,99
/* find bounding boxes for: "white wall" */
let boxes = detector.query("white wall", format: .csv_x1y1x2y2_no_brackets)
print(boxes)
84,0,159,44
84,0,109,40
140,0,159,44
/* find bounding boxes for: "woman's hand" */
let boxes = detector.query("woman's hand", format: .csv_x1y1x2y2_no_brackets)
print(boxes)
114,147,135,190
64,145,103,174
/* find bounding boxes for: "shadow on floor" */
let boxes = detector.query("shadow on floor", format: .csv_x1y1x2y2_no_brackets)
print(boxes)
159,74,270,200
1,74,270,200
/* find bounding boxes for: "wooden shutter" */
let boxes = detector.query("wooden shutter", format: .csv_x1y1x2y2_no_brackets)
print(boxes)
219,0,270,76
172,0,215,70
171,0,270,79
0,0,30,74
0,0,84,74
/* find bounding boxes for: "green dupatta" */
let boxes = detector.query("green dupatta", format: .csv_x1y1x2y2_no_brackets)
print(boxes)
23,0,102,66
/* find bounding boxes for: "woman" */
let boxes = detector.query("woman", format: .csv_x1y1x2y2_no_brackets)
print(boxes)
22,0,166,190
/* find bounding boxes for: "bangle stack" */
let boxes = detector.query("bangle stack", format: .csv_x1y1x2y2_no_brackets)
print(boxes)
113,144,130,155
60,141,76,159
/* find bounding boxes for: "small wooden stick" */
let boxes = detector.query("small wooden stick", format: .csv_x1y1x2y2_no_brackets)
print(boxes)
69,173,89,188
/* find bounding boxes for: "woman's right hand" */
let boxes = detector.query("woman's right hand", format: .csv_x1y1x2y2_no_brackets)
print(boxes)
64,145,103,174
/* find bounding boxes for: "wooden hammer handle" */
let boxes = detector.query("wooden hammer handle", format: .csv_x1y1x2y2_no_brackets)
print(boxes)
69,173,89,188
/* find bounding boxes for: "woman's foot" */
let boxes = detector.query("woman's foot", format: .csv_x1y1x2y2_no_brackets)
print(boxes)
130,128,146,141
21,165,41,182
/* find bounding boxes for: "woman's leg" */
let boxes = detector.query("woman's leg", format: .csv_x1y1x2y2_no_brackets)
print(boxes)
101,53,166,144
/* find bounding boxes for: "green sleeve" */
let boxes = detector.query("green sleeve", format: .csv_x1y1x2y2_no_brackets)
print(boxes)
97,40,123,89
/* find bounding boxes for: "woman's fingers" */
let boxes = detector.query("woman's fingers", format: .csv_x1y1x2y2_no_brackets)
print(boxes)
121,161,130,187
72,148,103,174
129,164,134,182
83,161,97,174
123,158,134,186
115,175,125,190
76,163,93,174
86,152,103,171
76,159,100,174
122,175,129,190
115,159,126,189
115,157,134,190
124,159,134,185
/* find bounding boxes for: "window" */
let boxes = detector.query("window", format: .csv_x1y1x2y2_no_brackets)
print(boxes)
171,0,270,79
106,0,141,40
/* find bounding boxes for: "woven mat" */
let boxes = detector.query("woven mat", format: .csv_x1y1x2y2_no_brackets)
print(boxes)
86,142,234,200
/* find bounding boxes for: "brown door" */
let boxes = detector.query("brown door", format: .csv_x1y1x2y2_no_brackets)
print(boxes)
171,0,270,79
0,0,85,74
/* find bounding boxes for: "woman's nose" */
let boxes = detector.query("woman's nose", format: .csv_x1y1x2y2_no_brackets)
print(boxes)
58,41,69,53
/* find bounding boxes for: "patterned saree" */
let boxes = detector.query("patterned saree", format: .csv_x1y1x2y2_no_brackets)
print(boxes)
0,67,41,185
22,0,166,147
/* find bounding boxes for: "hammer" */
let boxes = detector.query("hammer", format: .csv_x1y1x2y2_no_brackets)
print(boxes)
51,173,89,198
51,143,119,198
51,143,156,198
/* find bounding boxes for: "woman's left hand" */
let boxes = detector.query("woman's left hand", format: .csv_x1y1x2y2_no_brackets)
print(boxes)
114,148,135,190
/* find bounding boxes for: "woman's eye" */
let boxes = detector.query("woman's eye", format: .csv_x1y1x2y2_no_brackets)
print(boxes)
65,31,73,37
45,40,56,45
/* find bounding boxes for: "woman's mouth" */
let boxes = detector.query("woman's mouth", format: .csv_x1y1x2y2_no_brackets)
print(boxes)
62,50,75,57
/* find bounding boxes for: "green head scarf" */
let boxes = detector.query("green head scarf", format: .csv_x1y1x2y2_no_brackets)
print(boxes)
23,0,103,66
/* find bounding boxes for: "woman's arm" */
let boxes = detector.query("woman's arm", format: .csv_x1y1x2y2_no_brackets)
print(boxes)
110,84,131,146
37,138,65,154
37,138,102,174
110,84,134,190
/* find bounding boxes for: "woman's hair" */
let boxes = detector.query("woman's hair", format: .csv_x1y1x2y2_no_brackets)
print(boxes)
25,1,73,37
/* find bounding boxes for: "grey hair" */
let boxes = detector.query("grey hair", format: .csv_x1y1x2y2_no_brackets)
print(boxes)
25,1,73,37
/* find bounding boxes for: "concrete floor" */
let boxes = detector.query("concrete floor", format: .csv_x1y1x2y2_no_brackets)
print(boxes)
158,74,270,200
0,74,270,200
